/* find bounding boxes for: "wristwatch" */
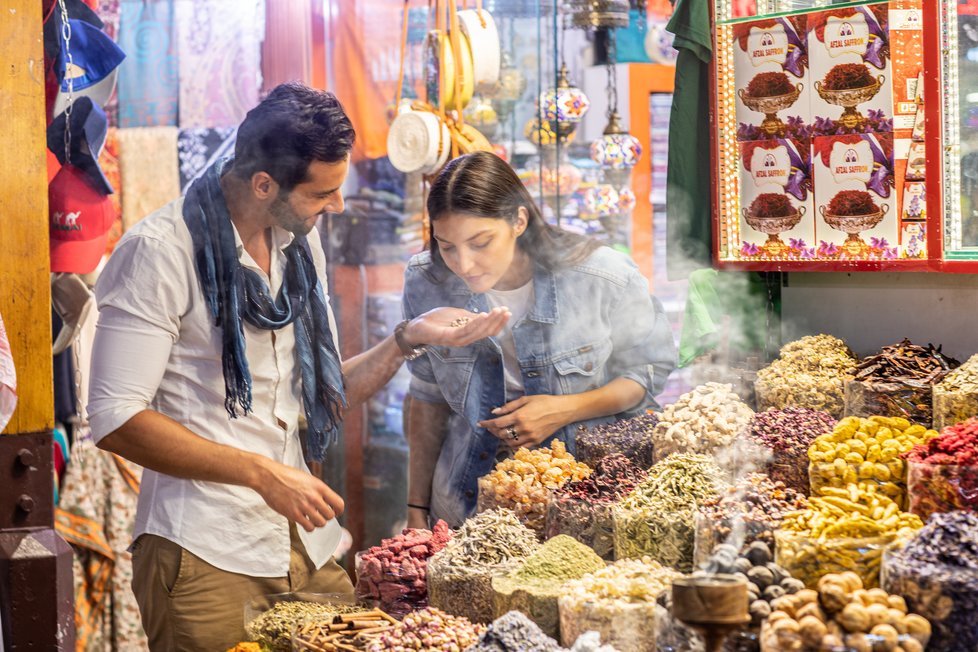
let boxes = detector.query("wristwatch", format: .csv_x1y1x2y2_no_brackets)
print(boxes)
394,319,428,361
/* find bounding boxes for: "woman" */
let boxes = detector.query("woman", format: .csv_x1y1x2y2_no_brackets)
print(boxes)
402,151,676,528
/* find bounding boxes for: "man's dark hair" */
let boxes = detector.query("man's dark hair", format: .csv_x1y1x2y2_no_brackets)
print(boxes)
233,82,356,192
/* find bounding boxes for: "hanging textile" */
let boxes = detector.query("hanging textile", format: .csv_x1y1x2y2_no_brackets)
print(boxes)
262,0,313,93
55,436,145,652
99,128,124,253
117,127,180,230
176,0,265,129
118,0,178,128
332,0,407,161
665,0,713,280
177,127,237,192
95,0,122,125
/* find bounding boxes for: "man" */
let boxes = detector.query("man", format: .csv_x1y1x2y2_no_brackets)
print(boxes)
87,83,508,651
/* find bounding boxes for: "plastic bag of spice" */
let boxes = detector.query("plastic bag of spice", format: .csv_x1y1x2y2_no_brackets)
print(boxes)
880,512,978,652
844,339,960,427
844,379,935,427
545,498,616,561
558,558,679,652
929,353,978,430
491,535,605,639
774,530,909,590
477,441,592,539
354,521,453,619
544,454,647,561
906,461,978,522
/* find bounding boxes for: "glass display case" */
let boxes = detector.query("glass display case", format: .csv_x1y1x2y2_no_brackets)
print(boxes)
709,0,978,270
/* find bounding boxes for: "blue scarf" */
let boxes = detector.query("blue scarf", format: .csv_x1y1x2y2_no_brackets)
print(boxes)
183,158,346,461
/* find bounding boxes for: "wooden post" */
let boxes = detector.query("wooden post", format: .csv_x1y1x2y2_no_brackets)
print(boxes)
0,3,75,650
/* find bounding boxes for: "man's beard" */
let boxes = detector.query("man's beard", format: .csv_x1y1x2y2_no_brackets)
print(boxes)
270,190,315,236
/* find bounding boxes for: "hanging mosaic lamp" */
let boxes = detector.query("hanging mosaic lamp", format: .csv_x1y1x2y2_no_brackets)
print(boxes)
570,0,630,29
540,64,590,139
492,51,527,121
541,162,583,198
464,95,500,141
590,110,642,170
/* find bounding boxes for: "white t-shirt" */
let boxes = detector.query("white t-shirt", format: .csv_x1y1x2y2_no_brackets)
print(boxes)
486,280,535,401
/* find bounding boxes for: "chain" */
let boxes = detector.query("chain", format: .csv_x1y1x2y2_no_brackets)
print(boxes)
605,28,618,119
59,0,74,164
71,332,85,426
560,8,568,68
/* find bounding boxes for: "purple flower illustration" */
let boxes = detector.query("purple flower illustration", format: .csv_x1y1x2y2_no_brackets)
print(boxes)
800,247,817,259
883,247,899,260
789,238,808,251
741,241,761,256
870,237,890,250
818,241,839,257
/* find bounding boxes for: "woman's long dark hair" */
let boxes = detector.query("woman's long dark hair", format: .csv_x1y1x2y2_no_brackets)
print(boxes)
426,151,601,272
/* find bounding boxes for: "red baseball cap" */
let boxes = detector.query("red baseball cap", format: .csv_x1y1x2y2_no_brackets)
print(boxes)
49,164,115,274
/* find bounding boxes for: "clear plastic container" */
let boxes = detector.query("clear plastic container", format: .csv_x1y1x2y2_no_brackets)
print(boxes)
881,548,978,652
774,530,907,590
932,386,978,430
906,460,978,522
755,374,847,420
545,496,617,561
613,507,697,572
490,575,565,639
558,596,661,652
692,511,779,569
426,556,520,625
844,379,934,427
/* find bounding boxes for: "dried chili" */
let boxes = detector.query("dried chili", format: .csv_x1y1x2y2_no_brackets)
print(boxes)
748,193,795,218
822,63,875,91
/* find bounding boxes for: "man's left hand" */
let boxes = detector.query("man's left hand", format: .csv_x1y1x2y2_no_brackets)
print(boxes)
478,394,575,449
405,306,510,349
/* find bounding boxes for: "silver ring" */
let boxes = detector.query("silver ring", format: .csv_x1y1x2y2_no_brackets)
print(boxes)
506,426,518,440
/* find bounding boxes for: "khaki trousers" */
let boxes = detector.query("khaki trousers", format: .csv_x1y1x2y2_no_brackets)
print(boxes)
131,526,353,651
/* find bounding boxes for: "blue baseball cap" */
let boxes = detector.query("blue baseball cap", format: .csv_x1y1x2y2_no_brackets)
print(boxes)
47,96,113,195
55,18,125,93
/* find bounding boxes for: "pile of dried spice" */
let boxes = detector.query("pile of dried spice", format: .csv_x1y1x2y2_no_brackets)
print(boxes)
693,473,807,566
905,417,978,521
932,354,978,429
652,383,754,462
881,511,978,652
245,599,360,652
845,339,959,426
427,509,540,624
467,611,564,652
491,535,605,638
558,558,681,652
748,407,837,495
355,521,453,618
755,335,858,419
364,607,485,652
545,453,647,560
477,440,591,537
747,193,795,218
613,453,727,572
822,62,876,90
746,71,796,97
575,412,657,469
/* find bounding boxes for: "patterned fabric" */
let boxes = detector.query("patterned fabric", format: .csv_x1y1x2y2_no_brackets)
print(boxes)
55,436,145,652
95,0,122,125
117,127,180,231
99,128,124,253
118,0,178,127
177,127,236,192
176,0,265,128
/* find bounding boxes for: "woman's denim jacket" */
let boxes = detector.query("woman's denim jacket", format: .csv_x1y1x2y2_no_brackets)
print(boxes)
402,247,677,527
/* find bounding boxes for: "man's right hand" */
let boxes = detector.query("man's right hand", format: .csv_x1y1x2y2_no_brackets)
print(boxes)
253,458,345,532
